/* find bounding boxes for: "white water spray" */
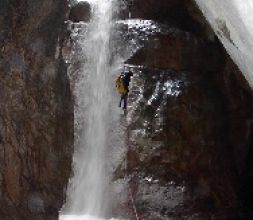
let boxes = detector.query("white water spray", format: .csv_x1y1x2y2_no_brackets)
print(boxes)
60,0,120,219
195,0,253,88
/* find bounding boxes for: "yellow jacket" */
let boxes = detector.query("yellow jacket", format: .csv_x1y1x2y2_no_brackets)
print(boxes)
115,77,127,94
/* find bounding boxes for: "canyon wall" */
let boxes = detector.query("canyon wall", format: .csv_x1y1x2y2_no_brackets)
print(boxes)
114,0,253,219
0,0,73,219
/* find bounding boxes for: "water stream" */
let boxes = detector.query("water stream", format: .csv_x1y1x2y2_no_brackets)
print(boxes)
60,1,126,219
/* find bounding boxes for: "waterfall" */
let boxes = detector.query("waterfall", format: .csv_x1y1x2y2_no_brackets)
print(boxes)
60,0,124,219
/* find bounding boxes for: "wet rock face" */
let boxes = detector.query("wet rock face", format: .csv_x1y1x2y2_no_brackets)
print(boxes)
122,66,240,219
69,1,91,23
113,0,253,219
130,0,189,26
220,59,253,210
123,0,214,39
0,0,73,219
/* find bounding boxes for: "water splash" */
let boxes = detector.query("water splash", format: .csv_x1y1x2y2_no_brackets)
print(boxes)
61,0,118,218
60,215,122,220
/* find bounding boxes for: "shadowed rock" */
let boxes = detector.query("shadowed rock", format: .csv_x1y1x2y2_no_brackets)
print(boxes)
113,0,253,219
0,0,73,219
69,1,91,22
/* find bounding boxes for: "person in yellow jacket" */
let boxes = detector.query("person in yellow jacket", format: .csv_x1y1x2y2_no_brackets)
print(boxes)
115,69,133,109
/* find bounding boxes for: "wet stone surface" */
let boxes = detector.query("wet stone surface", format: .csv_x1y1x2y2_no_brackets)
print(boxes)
113,19,193,63
112,67,190,219
112,65,247,219
111,15,253,219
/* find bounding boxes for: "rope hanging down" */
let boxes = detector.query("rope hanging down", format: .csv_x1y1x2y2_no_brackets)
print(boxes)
120,1,140,217
122,0,134,19
126,123,141,220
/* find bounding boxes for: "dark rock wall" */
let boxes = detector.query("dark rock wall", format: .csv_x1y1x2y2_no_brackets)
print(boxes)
219,58,253,210
119,0,253,218
69,1,91,23
124,0,215,39
0,0,73,219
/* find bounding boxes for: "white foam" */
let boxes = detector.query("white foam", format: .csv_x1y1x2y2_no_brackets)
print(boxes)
60,215,122,220
62,0,114,216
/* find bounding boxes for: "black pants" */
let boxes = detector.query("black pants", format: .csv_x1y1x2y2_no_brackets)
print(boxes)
119,93,128,109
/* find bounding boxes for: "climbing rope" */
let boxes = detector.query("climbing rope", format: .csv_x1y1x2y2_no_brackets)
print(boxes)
121,1,140,219
125,121,141,220
128,184,140,220
121,0,133,19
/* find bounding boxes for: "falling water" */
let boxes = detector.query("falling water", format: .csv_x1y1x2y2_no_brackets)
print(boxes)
60,0,121,219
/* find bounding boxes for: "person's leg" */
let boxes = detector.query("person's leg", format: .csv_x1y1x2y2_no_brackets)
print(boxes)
119,94,123,107
123,93,128,109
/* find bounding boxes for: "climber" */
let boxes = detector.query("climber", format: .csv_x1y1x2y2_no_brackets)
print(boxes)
116,68,133,110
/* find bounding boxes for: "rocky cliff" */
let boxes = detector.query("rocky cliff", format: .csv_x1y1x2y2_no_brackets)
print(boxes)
113,0,253,219
0,0,73,219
